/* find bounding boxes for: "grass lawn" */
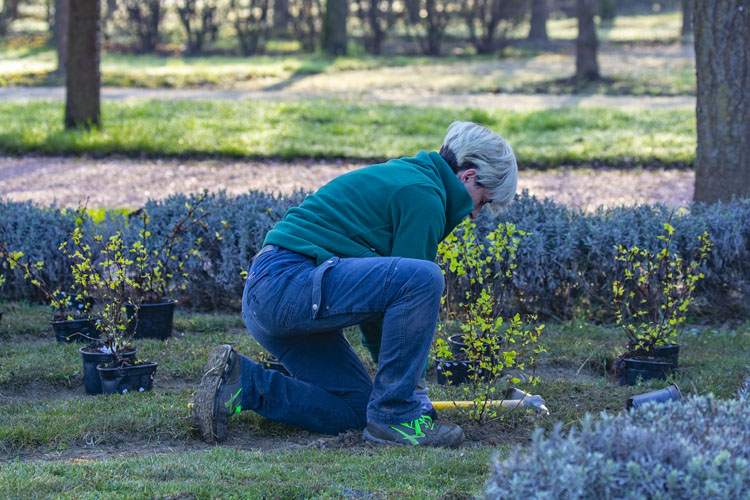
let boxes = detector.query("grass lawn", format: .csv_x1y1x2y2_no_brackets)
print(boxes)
0,100,695,166
0,13,694,96
0,301,747,498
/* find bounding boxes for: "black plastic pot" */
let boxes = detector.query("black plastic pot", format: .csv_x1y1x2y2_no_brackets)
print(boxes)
126,299,177,340
53,292,95,316
97,361,158,395
435,358,493,385
652,343,680,368
626,383,683,410
261,359,291,377
79,346,137,395
623,357,674,386
51,318,99,343
447,334,500,360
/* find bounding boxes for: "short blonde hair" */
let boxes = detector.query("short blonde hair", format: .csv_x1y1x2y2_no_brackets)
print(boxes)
439,121,518,207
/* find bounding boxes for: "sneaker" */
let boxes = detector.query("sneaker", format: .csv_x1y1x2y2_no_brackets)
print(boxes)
363,416,463,447
194,345,243,443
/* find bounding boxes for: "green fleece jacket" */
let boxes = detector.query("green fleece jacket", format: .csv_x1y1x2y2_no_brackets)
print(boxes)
263,151,473,263
263,151,474,366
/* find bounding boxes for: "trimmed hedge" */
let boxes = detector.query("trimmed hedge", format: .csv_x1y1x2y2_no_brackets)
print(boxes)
1,192,748,318
485,389,750,499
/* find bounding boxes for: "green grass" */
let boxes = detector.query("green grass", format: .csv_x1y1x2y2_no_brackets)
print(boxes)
1,302,746,497
0,100,696,165
0,447,495,499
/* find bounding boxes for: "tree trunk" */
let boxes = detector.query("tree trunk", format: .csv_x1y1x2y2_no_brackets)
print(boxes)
0,0,21,36
404,0,419,23
575,0,599,80
693,0,750,203
528,0,549,41
54,0,70,75
322,0,347,55
65,0,101,129
273,0,290,31
681,0,694,38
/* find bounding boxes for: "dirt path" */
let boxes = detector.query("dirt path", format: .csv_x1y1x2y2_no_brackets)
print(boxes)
0,155,694,210
0,86,694,111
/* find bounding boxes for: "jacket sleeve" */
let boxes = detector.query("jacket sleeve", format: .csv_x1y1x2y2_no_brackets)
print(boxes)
388,185,445,262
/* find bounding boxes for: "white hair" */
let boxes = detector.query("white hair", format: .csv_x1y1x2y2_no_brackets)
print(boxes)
439,121,518,207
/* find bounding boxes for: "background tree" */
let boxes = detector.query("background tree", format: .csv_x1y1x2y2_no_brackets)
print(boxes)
176,0,222,55
65,0,100,128
0,0,20,36
355,0,399,55
575,0,599,80
461,0,526,55
53,0,69,75
322,0,347,55
289,0,321,52
230,0,271,55
407,0,461,56
527,0,549,42
273,0,291,32
693,0,750,203
681,0,693,38
599,0,616,26
122,0,165,52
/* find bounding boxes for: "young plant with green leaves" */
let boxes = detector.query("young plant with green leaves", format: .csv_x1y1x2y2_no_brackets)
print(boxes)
612,222,713,357
128,192,211,304
0,243,92,321
435,219,545,423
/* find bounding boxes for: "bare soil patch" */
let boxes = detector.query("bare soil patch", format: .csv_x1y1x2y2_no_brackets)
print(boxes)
0,156,694,210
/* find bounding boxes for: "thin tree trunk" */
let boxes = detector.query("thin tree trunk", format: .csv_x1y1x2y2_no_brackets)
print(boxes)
575,0,599,80
273,0,290,31
54,0,70,75
65,0,101,129
322,0,347,55
693,0,750,203
681,0,694,38
528,0,549,41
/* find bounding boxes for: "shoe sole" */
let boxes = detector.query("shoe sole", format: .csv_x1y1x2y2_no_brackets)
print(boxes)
194,344,232,444
362,427,463,448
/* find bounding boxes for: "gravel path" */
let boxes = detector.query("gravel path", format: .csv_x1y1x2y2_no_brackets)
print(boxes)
0,86,694,111
0,156,694,210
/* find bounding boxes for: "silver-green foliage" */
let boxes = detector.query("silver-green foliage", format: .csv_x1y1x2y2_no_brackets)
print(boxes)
485,391,750,500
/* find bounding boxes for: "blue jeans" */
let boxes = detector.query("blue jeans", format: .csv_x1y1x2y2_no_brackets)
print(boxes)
239,245,443,435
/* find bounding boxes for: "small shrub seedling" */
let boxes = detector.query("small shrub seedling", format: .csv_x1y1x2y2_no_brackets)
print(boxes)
435,219,545,423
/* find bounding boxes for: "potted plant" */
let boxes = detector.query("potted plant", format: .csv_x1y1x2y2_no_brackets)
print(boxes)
612,223,712,386
0,243,99,343
61,219,155,395
125,194,209,339
433,219,546,423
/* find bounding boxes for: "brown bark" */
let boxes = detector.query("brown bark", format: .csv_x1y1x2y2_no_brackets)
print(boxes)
528,0,549,42
54,0,69,75
575,0,599,80
65,0,100,129
693,0,750,203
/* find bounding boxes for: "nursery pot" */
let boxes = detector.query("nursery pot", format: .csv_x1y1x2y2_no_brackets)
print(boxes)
51,318,99,343
652,343,680,368
623,357,674,386
126,299,177,340
97,361,158,395
53,292,95,315
447,334,500,360
79,346,137,395
626,383,683,410
435,358,492,386
261,359,291,377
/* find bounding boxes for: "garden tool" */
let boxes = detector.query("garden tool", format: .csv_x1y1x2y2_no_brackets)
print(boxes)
432,388,550,416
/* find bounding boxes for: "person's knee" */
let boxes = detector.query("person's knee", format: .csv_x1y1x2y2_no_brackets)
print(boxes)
410,260,445,298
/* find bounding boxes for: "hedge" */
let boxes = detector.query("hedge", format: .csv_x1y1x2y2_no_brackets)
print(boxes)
485,388,750,499
1,192,748,319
